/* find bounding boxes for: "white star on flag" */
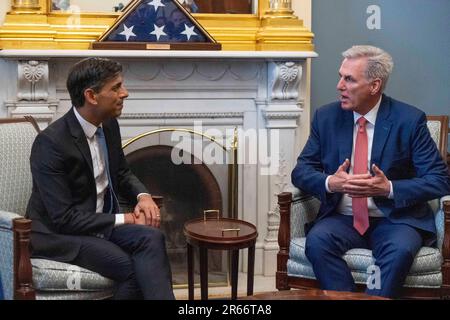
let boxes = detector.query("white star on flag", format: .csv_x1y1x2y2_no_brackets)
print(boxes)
119,24,136,41
150,24,167,41
180,24,197,41
148,0,165,11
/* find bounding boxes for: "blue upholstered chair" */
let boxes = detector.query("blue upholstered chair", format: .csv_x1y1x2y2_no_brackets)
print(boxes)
0,117,115,300
276,115,450,299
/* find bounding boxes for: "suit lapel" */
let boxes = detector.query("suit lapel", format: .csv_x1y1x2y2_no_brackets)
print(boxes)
338,109,354,167
371,95,392,168
66,108,94,174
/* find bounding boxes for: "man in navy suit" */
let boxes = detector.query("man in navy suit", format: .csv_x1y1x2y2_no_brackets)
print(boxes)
292,45,450,298
26,58,175,299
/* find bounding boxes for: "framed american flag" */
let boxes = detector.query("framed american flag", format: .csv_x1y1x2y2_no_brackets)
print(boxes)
92,0,221,50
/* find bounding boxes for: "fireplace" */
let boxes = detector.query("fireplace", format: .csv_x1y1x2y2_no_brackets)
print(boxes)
123,130,235,287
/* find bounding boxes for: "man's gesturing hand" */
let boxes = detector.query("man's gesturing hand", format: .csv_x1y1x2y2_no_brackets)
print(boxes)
328,159,372,193
343,164,391,198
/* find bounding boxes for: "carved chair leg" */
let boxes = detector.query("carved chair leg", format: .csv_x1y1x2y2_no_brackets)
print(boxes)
13,218,35,300
276,192,293,291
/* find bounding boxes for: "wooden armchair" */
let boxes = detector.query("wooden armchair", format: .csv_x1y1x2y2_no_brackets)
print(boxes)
0,117,162,300
276,115,450,299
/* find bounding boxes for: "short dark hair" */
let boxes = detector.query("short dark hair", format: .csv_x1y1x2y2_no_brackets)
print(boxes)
66,58,123,108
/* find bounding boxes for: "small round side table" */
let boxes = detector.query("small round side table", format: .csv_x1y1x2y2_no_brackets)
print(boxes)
183,216,258,300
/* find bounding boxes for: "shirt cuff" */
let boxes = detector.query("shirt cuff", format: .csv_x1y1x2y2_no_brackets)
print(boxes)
388,181,394,199
137,193,151,201
325,175,334,193
114,214,125,227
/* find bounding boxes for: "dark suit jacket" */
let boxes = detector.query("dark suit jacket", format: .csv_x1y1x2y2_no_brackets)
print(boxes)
292,95,450,235
26,108,148,261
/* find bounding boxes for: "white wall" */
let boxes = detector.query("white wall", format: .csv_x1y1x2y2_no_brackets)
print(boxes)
293,0,311,29
0,0,11,25
292,0,313,153
52,0,131,12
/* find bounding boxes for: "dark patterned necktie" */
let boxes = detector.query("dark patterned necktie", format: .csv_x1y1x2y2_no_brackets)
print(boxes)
96,127,120,214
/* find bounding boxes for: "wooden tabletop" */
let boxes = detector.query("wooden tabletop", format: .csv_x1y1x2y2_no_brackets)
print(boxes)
184,218,257,245
242,289,389,300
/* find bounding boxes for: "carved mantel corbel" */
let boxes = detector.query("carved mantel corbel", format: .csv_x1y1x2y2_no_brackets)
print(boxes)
269,61,302,101
18,60,49,101
5,60,57,126
264,61,303,128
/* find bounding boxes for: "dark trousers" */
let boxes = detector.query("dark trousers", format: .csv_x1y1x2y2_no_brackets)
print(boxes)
72,224,175,300
305,213,423,298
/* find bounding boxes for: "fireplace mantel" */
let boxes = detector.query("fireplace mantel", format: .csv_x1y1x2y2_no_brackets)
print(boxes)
0,49,316,278
0,49,317,59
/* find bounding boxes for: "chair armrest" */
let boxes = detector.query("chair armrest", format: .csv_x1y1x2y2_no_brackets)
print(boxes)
0,210,17,300
441,198,450,290
440,195,450,210
434,196,450,250
290,190,321,239
0,210,22,229
0,210,35,300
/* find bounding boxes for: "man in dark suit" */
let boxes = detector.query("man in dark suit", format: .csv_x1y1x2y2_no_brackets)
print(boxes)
292,45,450,298
26,58,175,300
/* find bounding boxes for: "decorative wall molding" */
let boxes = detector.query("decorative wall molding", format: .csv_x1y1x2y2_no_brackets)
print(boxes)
5,100,58,129
265,208,281,242
274,150,289,195
263,110,303,120
123,62,263,83
120,112,245,120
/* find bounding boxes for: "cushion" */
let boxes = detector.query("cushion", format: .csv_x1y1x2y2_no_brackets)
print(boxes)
31,259,115,292
287,259,442,288
290,237,442,275
36,290,114,300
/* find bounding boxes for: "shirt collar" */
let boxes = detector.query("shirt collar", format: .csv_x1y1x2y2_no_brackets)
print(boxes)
353,96,382,126
73,107,100,139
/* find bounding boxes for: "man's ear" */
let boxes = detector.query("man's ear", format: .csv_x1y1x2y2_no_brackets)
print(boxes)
84,88,98,105
371,79,382,95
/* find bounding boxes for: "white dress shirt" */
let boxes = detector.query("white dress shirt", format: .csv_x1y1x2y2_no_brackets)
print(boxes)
74,108,125,225
325,97,394,217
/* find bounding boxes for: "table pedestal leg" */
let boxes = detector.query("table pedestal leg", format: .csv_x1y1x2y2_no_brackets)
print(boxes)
231,250,239,300
200,247,208,300
247,245,255,296
187,243,194,300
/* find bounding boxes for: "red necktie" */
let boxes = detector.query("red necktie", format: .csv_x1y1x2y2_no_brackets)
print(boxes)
352,117,369,235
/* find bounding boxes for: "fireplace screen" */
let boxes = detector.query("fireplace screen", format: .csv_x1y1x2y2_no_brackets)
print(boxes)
124,142,233,287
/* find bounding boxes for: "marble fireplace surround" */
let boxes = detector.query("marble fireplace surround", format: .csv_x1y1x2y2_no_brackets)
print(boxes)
0,49,317,278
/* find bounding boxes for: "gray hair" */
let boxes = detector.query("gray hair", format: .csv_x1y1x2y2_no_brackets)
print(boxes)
342,45,394,92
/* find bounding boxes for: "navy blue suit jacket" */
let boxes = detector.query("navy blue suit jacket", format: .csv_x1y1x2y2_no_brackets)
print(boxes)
26,108,148,261
292,95,450,235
